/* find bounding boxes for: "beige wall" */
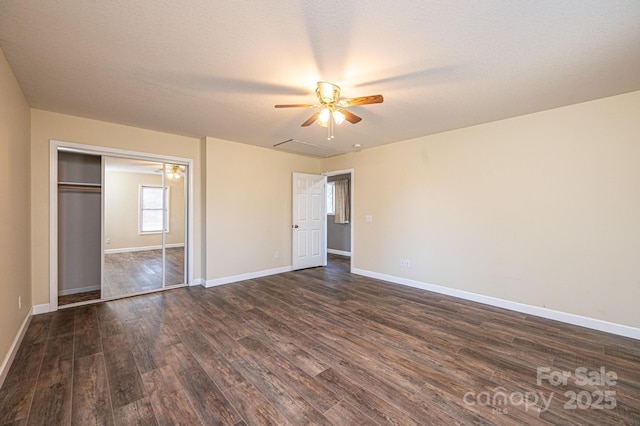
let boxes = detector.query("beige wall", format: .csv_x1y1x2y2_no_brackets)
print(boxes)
7,66,638,356
324,90,640,328
204,137,320,280
104,170,185,250
0,50,31,371
31,110,202,305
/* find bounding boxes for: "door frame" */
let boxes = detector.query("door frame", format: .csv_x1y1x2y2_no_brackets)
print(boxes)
49,140,194,311
322,168,355,273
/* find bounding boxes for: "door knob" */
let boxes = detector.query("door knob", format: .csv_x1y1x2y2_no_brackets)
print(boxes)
293,224,299,228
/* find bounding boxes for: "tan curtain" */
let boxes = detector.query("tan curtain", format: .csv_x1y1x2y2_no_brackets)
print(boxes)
334,179,350,224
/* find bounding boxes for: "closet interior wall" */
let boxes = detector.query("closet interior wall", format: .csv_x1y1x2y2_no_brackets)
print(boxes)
57,151,102,299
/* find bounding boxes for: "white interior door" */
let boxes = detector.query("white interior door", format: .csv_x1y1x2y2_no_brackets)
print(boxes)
292,173,327,270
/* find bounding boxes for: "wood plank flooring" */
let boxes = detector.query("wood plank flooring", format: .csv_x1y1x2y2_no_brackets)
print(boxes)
59,247,186,305
3,255,639,425
58,290,101,306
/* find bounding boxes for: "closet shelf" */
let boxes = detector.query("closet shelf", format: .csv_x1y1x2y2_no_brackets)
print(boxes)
58,181,101,187
58,182,102,191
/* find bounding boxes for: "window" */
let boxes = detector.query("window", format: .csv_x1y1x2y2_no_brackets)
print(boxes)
140,185,169,233
326,181,335,215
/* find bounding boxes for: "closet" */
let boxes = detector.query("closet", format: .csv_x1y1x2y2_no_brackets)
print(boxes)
55,146,189,307
58,151,102,302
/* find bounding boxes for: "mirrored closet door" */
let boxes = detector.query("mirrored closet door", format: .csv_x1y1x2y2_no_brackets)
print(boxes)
102,157,187,299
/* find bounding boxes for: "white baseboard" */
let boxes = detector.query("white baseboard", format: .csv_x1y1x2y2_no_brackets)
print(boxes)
104,243,184,254
328,249,351,257
0,310,32,388
32,303,51,315
352,268,640,341
205,266,293,288
191,278,205,287
58,285,101,296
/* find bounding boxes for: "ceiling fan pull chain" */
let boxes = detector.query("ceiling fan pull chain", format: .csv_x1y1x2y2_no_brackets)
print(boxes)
331,114,335,139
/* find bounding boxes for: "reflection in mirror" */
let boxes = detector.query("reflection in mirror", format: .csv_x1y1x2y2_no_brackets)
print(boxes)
164,163,187,287
103,158,186,298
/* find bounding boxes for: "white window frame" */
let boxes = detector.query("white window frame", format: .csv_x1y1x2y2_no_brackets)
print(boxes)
326,181,335,215
139,185,169,234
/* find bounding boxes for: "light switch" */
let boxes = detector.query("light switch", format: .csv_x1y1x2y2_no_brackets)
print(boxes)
365,215,373,223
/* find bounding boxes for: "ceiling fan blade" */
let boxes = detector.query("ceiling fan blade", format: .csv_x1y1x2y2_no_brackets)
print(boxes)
340,94,384,106
301,112,320,127
339,108,362,124
274,103,317,108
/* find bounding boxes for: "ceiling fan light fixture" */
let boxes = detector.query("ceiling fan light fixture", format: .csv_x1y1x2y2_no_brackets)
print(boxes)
318,107,331,124
332,109,345,125
316,81,340,104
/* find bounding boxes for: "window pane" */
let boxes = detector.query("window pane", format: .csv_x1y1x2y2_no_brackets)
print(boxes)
141,210,163,232
142,187,163,209
327,182,335,215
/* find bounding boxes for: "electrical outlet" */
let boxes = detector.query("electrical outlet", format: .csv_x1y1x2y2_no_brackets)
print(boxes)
274,251,280,258
106,237,111,245
18,296,22,310
400,259,411,268
365,215,373,222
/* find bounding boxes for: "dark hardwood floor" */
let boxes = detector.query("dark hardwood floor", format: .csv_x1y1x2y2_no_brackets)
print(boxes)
59,247,185,306
3,255,639,425
58,290,102,306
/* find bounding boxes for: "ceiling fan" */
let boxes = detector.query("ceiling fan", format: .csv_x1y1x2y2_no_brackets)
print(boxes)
154,164,185,179
275,81,383,140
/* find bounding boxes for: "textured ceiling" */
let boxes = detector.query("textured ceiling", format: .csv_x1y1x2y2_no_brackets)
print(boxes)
1,1,639,153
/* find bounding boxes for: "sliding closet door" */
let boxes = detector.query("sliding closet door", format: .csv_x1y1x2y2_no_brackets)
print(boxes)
102,157,187,298
103,157,165,298
164,163,187,286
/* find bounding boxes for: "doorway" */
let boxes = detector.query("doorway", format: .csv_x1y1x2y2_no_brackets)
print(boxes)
50,141,193,310
324,169,354,272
